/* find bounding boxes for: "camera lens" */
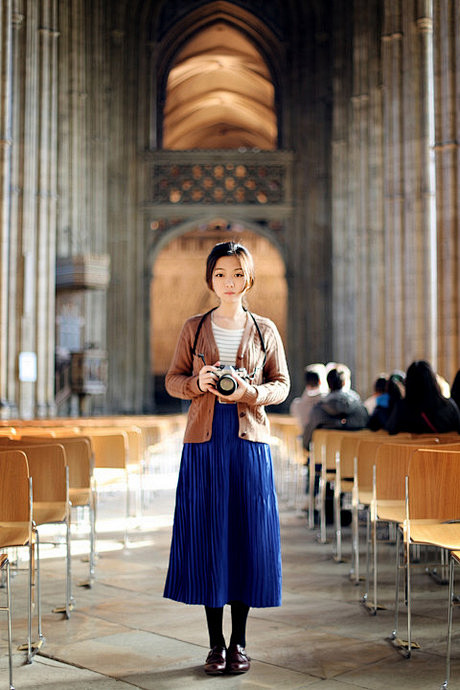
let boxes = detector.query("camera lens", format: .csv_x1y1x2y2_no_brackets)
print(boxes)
216,374,237,395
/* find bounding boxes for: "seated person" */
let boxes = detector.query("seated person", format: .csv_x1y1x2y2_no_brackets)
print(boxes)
290,364,326,429
386,360,460,434
303,366,369,449
367,373,405,431
364,375,387,415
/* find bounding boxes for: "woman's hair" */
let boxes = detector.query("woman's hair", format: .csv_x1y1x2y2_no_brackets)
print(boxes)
451,370,460,409
205,241,255,291
404,360,445,410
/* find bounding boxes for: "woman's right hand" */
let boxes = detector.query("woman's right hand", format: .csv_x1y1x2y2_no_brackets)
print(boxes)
198,361,220,393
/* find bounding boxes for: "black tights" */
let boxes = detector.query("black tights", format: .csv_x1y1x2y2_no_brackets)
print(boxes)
205,601,250,648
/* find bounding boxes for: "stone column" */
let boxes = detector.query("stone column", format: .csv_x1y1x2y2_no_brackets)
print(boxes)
433,0,460,381
412,1,437,363
382,0,405,370
0,0,13,412
35,1,59,416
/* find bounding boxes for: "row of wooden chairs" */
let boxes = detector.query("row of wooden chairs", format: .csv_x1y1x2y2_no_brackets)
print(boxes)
0,414,186,677
304,426,460,689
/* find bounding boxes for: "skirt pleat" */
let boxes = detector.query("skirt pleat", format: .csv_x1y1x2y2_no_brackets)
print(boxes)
163,402,282,608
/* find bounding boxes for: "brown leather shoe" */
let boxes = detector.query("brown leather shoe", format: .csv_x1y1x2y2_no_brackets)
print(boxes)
226,643,250,673
204,645,227,674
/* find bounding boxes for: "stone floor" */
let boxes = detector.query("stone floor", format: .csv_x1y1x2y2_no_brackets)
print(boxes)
1,448,460,690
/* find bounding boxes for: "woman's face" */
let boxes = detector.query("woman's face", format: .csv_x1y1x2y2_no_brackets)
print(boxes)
211,255,247,304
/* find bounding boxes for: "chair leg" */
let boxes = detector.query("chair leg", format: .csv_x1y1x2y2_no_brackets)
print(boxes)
0,556,14,689
442,554,455,689
350,457,360,584
23,531,44,663
52,518,74,617
391,526,401,643
308,456,316,530
362,508,371,607
333,456,343,563
89,491,96,584
66,517,73,617
406,534,412,657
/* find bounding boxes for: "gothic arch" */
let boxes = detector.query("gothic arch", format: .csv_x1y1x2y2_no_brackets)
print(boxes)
155,1,285,148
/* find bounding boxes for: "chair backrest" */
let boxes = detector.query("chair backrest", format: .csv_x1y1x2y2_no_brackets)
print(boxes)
14,444,68,503
356,438,387,492
323,430,348,471
310,428,331,466
375,441,433,501
0,450,30,522
80,430,128,469
408,448,460,520
13,435,93,489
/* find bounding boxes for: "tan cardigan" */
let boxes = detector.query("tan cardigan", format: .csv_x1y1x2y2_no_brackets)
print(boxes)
165,311,290,443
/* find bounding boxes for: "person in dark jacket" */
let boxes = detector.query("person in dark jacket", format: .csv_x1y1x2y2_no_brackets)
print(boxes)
367,372,405,431
385,360,460,435
303,366,369,448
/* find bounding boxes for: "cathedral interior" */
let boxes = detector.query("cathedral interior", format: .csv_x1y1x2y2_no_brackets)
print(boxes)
0,0,458,417
1,3,460,689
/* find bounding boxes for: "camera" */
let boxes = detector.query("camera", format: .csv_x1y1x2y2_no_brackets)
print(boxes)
214,365,248,396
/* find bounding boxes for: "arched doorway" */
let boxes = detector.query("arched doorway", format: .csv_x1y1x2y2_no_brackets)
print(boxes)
151,223,287,410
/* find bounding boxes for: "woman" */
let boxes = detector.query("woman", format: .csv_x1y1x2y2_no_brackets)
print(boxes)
163,241,290,675
385,360,460,434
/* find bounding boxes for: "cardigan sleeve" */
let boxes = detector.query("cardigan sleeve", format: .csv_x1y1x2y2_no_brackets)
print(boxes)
239,320,290,407
165,319,203,400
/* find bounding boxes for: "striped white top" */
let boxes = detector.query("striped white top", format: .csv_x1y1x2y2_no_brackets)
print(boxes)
211,322,244,366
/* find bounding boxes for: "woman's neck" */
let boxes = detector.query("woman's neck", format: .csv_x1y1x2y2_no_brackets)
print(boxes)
213,303,247,329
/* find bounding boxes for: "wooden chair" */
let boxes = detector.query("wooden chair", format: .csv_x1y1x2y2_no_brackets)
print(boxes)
0,553,14,689
392,448,460,657
15,444,72,618
269,416,304,507
0,450,43,662
79,429,131,544
11,435,96,587
364,438,442,614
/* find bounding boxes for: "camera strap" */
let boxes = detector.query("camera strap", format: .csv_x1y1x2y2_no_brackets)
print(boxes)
191,307,267,375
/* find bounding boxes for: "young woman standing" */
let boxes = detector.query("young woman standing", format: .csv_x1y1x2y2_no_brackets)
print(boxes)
163,241,290,675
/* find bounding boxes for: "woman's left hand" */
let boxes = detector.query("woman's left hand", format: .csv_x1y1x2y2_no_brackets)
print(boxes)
208,370,250,402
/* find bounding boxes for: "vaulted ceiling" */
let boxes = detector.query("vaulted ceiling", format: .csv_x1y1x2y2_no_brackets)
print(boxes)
163,22,277,150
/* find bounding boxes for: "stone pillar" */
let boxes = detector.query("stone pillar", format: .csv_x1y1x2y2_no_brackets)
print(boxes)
433,0,460,381
35,1,59,416
331,0,385,395
412,1,437,363
382,1,405,371
0,0,13,411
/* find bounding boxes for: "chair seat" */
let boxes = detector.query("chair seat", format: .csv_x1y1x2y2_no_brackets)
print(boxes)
34,502,68,525
69,488,92,506
0,522,31,546
408,521,460,550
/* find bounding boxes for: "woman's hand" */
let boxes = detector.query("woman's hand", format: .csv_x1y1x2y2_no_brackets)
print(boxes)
198,361,220,393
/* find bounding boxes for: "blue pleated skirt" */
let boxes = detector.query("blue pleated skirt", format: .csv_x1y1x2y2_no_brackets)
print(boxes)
163,402,282,608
